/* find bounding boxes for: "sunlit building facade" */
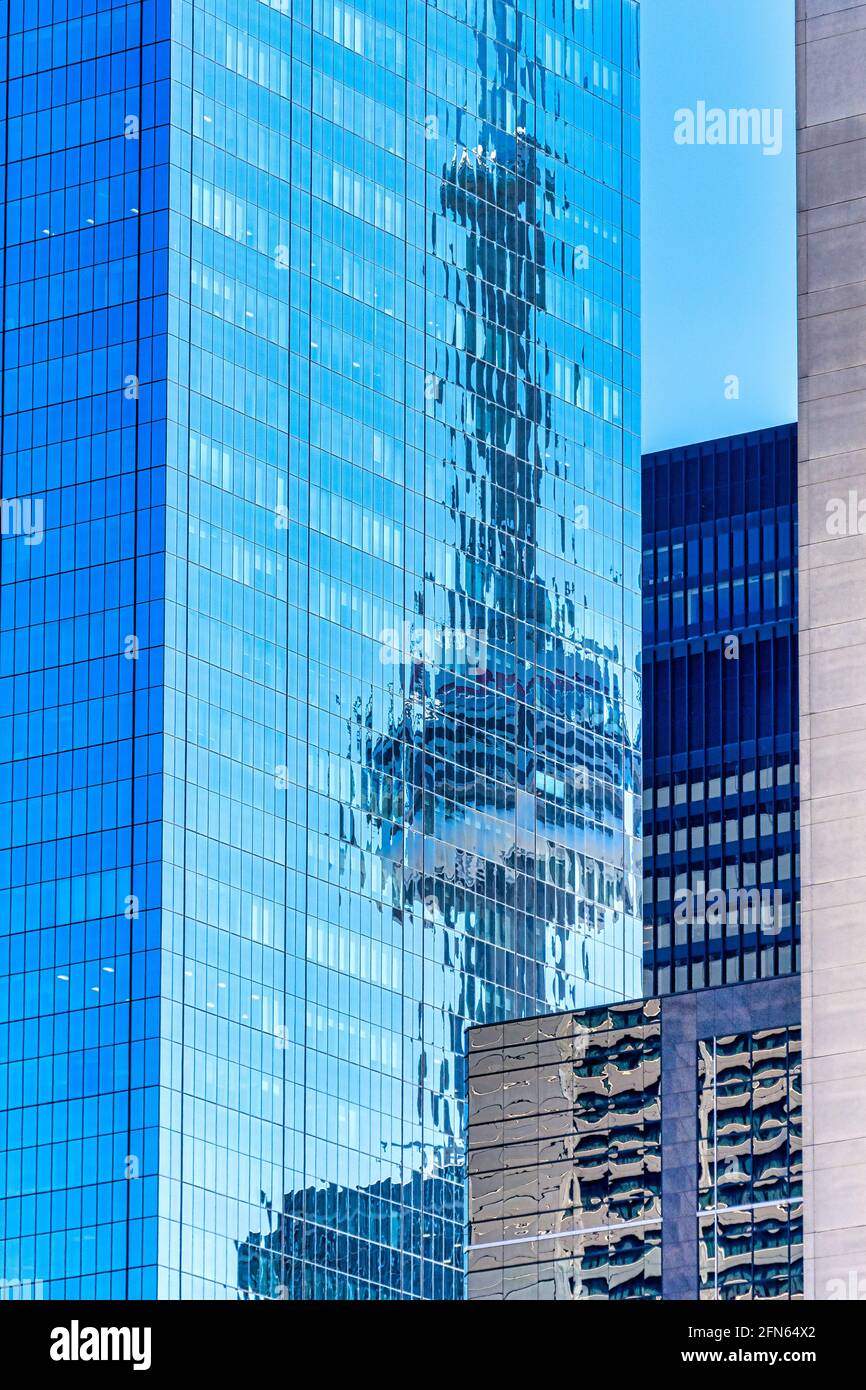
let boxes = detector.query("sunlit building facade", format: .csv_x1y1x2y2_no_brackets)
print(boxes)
0,0,640,1299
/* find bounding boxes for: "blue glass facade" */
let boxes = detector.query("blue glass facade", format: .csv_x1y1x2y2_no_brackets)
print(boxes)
1,0,640,1299
0,0,170,1297
642,425,799,996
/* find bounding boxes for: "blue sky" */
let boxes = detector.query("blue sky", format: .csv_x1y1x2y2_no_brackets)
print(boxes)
641,0,797,453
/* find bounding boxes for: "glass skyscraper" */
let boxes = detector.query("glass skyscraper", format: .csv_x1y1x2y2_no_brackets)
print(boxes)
0,0,640,1300
1,0,170,1300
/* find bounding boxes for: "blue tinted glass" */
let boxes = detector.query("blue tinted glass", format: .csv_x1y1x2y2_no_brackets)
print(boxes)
643,425,799,997
1,0,640,1299
0,0,170,1299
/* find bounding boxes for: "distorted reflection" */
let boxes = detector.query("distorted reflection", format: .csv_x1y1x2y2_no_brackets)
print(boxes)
248,0,641,1299
698,1028,802,1299
467,1003,660,1299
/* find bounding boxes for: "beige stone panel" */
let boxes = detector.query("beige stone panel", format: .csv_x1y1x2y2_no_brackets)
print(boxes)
806,28,866,129
802,917,866,969
805,0,866,22
802,477,866,548
813,1162,866,1235
808,701,866,740
805,194,866,235
807,1048,866,1083
801,276,866,321
812,1135,866,1169
802,135,866,211
812,1225,866,1260
811,1254,866,1300
803,552,866,619
804,303,866,373
806,1073,866,1141
806,643,866,711
807,7,866,43
798,445,866,488
810,989,866,1058
807,615,866,653
795,0,866,1300
809,821,866,890
812,963,866,995
806,731,866,797
805,873,866,908
801,391,866,459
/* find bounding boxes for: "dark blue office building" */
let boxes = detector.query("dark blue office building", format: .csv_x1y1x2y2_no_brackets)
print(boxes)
641,424,799,996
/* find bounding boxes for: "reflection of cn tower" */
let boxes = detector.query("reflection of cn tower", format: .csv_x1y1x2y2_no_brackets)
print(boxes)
237,25,636,1298
365,112,635,1159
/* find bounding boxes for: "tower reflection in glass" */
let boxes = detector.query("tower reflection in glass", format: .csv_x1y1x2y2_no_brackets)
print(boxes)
0,0,640,1302
234,0,641,1298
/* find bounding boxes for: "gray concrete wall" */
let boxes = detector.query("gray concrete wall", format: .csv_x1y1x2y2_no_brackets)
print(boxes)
798,0,866,1302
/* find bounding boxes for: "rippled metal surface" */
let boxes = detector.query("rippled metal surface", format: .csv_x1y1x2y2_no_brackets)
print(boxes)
698,1027,802,1299
467,1002,661,1299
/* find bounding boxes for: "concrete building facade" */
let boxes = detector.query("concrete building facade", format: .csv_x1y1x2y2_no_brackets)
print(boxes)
797,0,866,1301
